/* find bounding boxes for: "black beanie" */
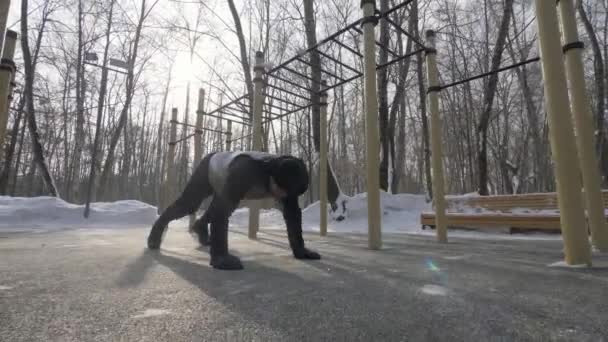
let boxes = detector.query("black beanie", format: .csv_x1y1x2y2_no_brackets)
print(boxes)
272,156,309,196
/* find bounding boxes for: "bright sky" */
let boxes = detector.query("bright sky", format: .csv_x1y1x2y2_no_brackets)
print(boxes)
5,0,250,124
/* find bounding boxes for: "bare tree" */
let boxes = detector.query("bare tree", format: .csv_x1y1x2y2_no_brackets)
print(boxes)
20,0,58,197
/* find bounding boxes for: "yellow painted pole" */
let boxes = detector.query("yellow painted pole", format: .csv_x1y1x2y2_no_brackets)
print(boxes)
163,108,179,212
319,80,328,236
226,119,232,151
248,51,265,239
535,0,591,265
361,0,382,250
557,0,608,252
0,30,16,150
424,30,447,243
0,0,10,56
189,89,205,228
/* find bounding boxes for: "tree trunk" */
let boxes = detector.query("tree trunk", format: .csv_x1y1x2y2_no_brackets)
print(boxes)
71,0,86,202
20,0,58,197
155,69,172,207
227,0,254,116
477,0,514,195
84,0,114,216
97,0,148,200
377,0,390,191
578,2,608,185
413,0,432,198
303,0,343,213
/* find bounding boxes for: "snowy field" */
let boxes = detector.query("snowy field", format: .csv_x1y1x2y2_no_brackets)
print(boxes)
0,193,562,241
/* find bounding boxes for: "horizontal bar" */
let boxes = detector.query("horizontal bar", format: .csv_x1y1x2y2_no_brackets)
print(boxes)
440,56,540,91
383,16,426,49
317,49,361,75
206,94,249,116
283,65,322,85
263,102,315,124
321,72,363,93
376,47,424,70
168,132,197,146
221,103,250,116
330,37,363,58
265,82,312,102
350,26,400,58
266,19,362,76
202,111,251,126
169,119,227,134
296,56,345,81
230,133,253,142
84,61,129,75
267,73,313,93
263,101,298,114
381,0,416,20
264,92,305,108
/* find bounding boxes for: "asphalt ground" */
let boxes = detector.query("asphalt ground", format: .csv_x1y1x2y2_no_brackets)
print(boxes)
1,225,607,342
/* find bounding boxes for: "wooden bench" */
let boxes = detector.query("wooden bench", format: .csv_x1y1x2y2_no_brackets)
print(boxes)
420,191,608,232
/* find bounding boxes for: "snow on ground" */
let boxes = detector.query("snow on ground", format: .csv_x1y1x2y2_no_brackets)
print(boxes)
0,196,158,232
1,192,562,240
229,191,430,235
230,191,562,241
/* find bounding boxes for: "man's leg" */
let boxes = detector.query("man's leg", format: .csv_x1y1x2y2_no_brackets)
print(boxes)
207,198,243,270
148,199,195,249
190,209,211,246
148,153,214,249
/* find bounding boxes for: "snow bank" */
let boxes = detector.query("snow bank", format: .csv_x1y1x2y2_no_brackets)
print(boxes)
229,191,560,240
230,191,431,234
0,196,158,231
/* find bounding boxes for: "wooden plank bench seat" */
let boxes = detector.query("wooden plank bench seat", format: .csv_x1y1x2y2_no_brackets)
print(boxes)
420,191,608,232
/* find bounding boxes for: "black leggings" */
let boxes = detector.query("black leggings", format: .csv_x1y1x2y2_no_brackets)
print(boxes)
147,153,215,248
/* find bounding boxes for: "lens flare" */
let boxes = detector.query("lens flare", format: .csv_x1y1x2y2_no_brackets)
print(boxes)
426,258,440,272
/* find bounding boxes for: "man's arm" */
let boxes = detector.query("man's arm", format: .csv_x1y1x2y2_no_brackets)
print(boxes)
281,196,321,259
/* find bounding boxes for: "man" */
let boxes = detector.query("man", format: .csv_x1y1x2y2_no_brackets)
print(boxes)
147,151,321,270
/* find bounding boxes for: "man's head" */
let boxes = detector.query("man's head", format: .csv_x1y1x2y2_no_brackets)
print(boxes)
269,156,309,199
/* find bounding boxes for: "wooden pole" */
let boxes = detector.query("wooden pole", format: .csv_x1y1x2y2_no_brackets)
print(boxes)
425,30,448,243
557,0,608,252
189,89,205,228
249,51,265,239
319,80,328,236
163,108,179,212
0,30,16,151
226,120,232,151
361,0,382,250
534,0,591,265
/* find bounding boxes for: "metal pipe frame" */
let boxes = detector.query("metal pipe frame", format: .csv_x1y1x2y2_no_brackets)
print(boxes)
317,48,361,75
377,47,425,70
263,102,315,124
440,56,540,91
263,92,307,108
206,94,250,116
382,16,426,49
169,119,227,135
329,37,363,58
351,26,401,58
266,72,313,93
265,82,312,102
295,56,345,81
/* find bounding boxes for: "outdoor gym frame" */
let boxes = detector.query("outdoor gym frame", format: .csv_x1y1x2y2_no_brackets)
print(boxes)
162,0,607,266
166,0,425,250
424,0,607,265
